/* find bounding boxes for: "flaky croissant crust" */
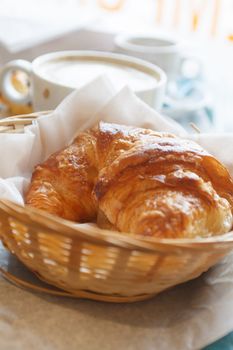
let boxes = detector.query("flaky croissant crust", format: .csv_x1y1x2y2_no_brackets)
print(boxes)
26,122,233,238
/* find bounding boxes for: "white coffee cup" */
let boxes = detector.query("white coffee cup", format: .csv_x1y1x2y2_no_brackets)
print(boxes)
0,50,167,111
115,34,201,81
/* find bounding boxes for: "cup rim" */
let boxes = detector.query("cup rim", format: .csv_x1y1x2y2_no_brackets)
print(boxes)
31,50,167,92
115,34,183,54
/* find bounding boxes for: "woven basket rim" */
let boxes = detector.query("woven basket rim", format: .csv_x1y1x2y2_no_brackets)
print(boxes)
1,199,233,253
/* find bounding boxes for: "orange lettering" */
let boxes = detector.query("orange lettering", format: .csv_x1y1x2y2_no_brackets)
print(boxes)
97,0,126,11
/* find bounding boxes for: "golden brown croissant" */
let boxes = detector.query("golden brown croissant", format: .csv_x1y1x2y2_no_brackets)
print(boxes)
26,122,233,239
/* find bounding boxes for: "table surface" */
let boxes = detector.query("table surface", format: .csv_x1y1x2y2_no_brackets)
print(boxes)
204,334,233,350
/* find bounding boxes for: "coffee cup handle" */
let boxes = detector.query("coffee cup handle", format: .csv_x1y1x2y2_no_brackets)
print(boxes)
0,59,32,105
179,55,203,80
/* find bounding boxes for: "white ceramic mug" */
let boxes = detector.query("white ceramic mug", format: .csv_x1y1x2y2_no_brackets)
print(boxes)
0,50,167,111
115,34,201,81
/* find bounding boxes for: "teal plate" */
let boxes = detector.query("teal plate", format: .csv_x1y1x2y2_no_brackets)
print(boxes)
204,332,233,350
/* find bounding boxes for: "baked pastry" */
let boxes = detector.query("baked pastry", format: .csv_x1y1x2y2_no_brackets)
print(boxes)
26,122,233,238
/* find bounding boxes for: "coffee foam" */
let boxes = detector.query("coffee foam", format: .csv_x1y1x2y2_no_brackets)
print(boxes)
37,57,158,91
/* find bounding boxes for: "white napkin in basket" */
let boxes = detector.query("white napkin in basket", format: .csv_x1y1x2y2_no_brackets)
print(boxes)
0,76,233,350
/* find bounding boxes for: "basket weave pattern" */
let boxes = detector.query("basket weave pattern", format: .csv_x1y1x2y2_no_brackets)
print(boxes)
0,113,233,302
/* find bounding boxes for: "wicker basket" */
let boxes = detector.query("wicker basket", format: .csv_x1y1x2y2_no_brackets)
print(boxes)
0,112,233,303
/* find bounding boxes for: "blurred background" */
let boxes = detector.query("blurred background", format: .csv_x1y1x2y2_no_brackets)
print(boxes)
0,0,232,132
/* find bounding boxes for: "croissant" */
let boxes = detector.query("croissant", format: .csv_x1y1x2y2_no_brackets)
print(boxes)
26,122,233,239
